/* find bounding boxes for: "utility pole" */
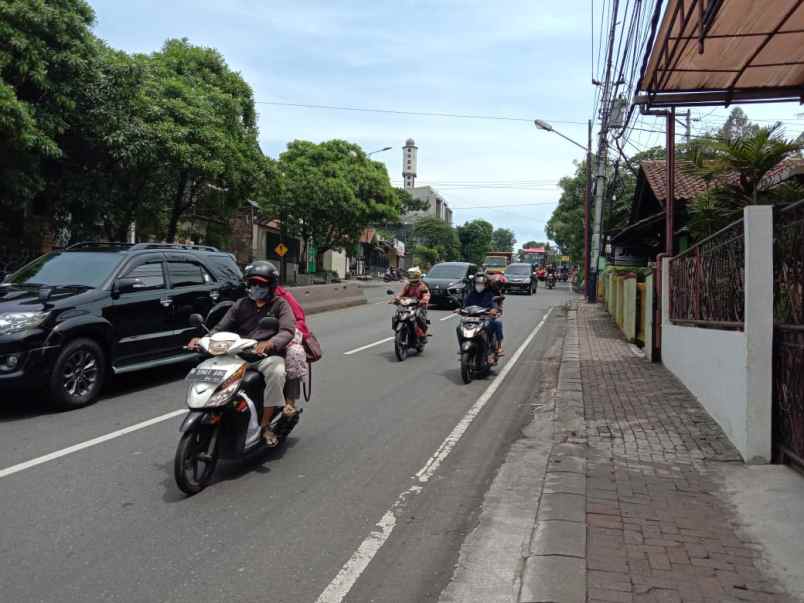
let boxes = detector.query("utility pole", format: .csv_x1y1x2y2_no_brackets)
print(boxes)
585,120,593,303
590,0,620,302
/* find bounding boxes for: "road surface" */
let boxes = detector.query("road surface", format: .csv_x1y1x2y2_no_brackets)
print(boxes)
0,283,571,602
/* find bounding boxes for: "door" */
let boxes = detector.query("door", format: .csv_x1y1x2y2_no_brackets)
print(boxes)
106,254,174,367
165,257,218,352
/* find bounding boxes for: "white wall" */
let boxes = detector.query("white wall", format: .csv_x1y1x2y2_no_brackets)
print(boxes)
322,249,348,278
660,207,773,463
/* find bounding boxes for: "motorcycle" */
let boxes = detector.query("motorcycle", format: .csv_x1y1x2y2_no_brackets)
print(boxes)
174,313,303,496
546,273,556,289
387,290,429,361
383,269,401,282
456,304,500,384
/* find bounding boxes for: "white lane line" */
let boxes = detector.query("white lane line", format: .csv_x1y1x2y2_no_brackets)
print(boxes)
315,308,553,603
0,409,188,480
343,336,395,356
440,313,458,321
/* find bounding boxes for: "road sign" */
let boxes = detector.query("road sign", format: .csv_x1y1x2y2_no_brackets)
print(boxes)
561,255,570,262
274,243,288,257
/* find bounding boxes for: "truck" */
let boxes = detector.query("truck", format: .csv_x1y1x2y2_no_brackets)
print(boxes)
482,251,514,274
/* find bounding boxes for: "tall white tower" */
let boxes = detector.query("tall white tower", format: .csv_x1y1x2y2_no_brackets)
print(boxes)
402,138,417,190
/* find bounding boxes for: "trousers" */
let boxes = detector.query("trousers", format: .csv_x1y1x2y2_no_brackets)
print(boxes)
251,355,286,407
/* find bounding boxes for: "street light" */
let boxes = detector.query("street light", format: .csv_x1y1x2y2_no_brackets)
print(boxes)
367,146,392,157
534,118,594,302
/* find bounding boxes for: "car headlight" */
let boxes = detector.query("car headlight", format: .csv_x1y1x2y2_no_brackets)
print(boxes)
0,312,50,335
208,365,246,406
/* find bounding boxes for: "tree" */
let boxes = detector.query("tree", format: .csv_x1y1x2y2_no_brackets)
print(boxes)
491,228,515,252
142,39,263,241
0,0,99,213
412,216,459,261
396,188,429,214
268,139,401,271
545,161,588,260
457,219,493,264
520,240,542,249
718,108,760,142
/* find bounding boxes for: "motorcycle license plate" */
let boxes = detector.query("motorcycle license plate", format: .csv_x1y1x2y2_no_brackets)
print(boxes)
186,368,228,384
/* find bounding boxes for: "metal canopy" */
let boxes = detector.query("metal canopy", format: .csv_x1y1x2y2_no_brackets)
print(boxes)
636,0,804,108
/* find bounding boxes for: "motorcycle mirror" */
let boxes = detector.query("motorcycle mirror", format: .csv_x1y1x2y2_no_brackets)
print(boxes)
189,313,205,328
259,316,279,331
386,289,395,295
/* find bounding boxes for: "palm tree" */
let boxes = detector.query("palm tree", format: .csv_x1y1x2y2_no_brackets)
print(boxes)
688,125,802,240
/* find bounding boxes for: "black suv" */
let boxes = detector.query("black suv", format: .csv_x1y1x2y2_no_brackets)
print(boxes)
0,242,245,408
423,262,479,308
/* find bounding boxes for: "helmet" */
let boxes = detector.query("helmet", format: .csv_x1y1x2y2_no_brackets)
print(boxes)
244,260,279,291
407,267,422,283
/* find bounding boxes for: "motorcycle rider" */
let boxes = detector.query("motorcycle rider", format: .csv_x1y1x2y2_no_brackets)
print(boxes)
391,266,431,337
461,273,503,356
188,261,295,447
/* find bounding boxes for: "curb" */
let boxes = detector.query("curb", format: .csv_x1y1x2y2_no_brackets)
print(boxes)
517,305,588,603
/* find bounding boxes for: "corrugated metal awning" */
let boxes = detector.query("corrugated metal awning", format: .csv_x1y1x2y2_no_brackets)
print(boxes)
636,0,804,108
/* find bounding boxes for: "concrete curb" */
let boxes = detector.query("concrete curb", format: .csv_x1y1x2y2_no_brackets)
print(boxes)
287,282,367,315
518,305,588,603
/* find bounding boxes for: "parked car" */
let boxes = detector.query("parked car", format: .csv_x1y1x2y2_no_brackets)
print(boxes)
422,262,479,308
0,242,245,408
503,263,538,295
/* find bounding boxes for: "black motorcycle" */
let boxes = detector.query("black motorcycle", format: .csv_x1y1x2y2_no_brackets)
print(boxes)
387,290,428,361
546,273,556,289
456,305,499,384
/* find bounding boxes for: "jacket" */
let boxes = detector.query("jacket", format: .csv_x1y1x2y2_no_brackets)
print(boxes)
213,295,296,352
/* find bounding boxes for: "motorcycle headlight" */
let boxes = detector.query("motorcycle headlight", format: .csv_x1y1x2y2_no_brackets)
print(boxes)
0,311,50,335
208,365,246,406
208,339,235,356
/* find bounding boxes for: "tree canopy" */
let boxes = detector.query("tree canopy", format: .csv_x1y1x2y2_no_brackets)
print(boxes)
491,228,515,252
457,219,494,265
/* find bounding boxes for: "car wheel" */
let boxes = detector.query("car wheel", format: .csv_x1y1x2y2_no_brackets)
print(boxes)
50,338,106,409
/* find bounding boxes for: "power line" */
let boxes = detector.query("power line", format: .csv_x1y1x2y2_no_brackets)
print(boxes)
255,101,587,126
450,203,558,209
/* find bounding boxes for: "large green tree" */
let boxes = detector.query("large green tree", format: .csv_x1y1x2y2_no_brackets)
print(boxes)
268,140,401,270
457,219,493,264
491,228,515,252
412,216,459,263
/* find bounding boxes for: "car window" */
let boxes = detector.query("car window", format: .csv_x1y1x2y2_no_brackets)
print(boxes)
208,255,242,282
123,262,165,291
168,261,212,288
426,265,468,279
9,252,123,288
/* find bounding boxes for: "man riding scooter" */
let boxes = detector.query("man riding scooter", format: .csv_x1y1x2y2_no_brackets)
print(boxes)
189,261,295,447
461,273,503,357
391,266,431,338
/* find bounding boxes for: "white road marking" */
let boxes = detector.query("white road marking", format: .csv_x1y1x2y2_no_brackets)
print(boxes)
0,409,188,480
315,307,553,603
440,313,458,321
343,336,395,355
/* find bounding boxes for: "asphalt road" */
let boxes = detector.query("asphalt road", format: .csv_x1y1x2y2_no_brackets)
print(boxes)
0,283,571,603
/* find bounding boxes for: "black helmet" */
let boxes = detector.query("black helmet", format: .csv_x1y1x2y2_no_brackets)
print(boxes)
244,260,279,290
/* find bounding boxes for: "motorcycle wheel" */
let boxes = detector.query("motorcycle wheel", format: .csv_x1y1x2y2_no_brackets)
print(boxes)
174,426,218,496
395,329,409,361
460,351,473,384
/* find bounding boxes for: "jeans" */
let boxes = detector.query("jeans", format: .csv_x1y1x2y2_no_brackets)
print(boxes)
251,355,286,407
489,318,503,344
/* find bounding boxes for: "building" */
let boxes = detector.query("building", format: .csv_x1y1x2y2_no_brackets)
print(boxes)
400,186,453,225
402,138,417,190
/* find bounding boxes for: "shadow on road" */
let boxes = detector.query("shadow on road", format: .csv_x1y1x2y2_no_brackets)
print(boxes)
0,362,191,423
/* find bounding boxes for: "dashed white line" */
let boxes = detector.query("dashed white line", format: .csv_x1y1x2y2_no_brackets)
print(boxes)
0,409,188,480
315,307,553,603
343,336,395,355
440,313,459,321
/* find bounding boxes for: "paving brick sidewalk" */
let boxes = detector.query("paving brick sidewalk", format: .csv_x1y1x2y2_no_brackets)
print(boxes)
579,303,792,603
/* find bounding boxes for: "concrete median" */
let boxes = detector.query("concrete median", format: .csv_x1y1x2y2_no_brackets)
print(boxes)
287,282,367,315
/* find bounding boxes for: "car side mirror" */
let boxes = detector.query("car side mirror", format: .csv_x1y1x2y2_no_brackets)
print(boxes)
259,316,279,332
115,277,141,294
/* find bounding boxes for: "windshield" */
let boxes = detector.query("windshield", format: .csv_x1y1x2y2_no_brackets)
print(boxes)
427,265,467,279
505,265,532,275
8,252,123,288
484,257,507,267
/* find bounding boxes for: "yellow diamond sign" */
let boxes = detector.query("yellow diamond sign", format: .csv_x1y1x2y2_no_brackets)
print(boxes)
274,243,288,257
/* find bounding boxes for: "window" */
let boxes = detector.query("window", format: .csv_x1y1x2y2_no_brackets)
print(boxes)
208,256,241,282
10,252,123,288
167,261,211,288
123,262,165,291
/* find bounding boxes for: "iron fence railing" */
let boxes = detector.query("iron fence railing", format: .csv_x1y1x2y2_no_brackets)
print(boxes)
773,200,804,467
668,218,745,328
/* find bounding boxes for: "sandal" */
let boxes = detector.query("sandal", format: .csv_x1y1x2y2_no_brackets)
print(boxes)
262,429,279,448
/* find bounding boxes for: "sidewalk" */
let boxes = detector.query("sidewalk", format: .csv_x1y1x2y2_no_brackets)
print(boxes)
441,302,803,603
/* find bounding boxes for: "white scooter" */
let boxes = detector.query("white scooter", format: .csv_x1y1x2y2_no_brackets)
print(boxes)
174,313,301,495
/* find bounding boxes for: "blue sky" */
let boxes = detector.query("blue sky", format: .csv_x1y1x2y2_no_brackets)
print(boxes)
89,1,804,247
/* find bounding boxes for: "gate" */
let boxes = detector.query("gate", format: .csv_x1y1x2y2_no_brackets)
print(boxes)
773,200,804,467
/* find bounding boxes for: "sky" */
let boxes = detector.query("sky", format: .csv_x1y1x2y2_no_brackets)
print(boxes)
89,0,804,248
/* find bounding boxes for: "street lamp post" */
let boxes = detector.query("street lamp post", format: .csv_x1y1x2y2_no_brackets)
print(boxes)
534,119,594,302
367,146,392,157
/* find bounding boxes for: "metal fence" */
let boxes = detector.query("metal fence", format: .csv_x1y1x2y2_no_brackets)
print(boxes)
668,219,745,329
773,200,804,467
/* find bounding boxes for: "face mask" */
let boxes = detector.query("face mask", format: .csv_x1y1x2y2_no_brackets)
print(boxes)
475,284,486,293
249,285,270,301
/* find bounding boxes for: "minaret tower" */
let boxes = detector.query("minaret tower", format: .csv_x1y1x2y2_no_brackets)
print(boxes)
402,138,417,190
